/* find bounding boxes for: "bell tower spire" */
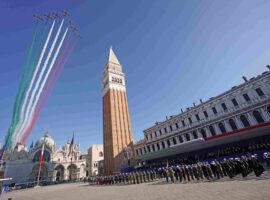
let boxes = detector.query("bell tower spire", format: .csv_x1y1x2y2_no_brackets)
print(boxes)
102,46,133,175
107,46,121,66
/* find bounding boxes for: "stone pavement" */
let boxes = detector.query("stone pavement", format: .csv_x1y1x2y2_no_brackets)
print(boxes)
2,172,270,200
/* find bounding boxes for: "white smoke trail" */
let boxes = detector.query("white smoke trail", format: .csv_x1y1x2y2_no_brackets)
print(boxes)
11,21,56,148
14,19,65,146
18,27,69,143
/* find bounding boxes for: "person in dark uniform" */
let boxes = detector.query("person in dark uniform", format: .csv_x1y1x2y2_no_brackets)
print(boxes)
181,166,186,182
250,155,264,177
202,163,209,180
135,172,139,184
192,164,199,181
184,165,190,182
197,163,204,180
174,166,180,182
264,152,270,168
188,165,194,180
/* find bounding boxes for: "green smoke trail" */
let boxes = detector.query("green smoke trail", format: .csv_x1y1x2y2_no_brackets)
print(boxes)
13,25,48,128
4,24,39,149
7,24,48,149
12,25,38,124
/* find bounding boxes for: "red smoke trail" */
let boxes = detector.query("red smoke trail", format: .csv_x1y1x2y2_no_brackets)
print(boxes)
21,38,76,144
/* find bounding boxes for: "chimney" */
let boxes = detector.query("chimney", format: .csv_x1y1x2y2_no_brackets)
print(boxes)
242,76,248,82
181,108,183,113
166,116,168,120
193,102,196,107
267,65,270,70
200,99,203,104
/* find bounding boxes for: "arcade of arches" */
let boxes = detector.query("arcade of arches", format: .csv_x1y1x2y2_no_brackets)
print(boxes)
4,133,87,183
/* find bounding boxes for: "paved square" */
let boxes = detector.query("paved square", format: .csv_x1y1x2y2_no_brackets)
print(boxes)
2,172,270,200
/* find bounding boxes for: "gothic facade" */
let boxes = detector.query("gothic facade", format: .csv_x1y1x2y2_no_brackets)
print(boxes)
3,132,86,184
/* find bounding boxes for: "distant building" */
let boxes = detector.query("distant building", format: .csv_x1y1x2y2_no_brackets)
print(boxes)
86,144,103,176
102,46,133,175
3,132,87,184
98,160,104,175
134,68,270,163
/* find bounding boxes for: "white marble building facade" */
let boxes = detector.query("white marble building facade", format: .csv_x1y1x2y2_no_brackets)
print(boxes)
86,144,103,176
134,68,270,161
4,132,86,184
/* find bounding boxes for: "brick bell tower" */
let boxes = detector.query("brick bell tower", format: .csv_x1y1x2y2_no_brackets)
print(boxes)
102,46,132,175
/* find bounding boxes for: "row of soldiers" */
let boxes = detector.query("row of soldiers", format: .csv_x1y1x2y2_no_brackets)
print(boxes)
87,154,267,185
160,155,265,183
88,170,158,185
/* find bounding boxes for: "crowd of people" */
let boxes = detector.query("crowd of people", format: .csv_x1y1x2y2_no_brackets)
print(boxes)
145,139,270,167
203,139,270,160
87,153,270,185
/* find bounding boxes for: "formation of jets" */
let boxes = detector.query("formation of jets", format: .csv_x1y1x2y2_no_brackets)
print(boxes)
33,10,81,40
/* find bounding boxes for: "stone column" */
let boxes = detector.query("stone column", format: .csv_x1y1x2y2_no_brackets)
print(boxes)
224,120,232,132
158,142,163,150
164,140,168,148
64,168,68,180
175,136,180,144
154,143,158,151
247,112,256,125
214,124,222,135
53,170,57,181
260,107,270,121
235,117,243,129
205,127,212,137
169,138,174,146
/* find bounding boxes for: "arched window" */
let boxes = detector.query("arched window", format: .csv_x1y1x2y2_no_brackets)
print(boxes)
185,133,190,141
192,131,198,139
99,151,103,157
140,148,143,155
161,141,165,149
172,137,177,145
156,143,160,150
209,125,216,136
229,119,237,130
253,110,264,123
201,128,207,138
167,140,171,147
218,122,226,133
178,135,183,143
240,115,250,127
147,146,151,152
143,147,146,153
152,144,155,152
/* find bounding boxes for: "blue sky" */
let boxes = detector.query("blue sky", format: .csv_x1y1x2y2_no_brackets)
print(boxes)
0,0,268,152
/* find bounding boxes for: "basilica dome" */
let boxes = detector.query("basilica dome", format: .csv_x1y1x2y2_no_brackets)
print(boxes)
35,132,55,148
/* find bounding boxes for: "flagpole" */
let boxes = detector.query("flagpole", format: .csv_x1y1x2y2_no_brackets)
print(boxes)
69,131,74,180
37,162,42,186
36,134,45,187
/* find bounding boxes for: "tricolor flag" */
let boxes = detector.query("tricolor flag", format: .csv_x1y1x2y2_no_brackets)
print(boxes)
68,132,74,156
